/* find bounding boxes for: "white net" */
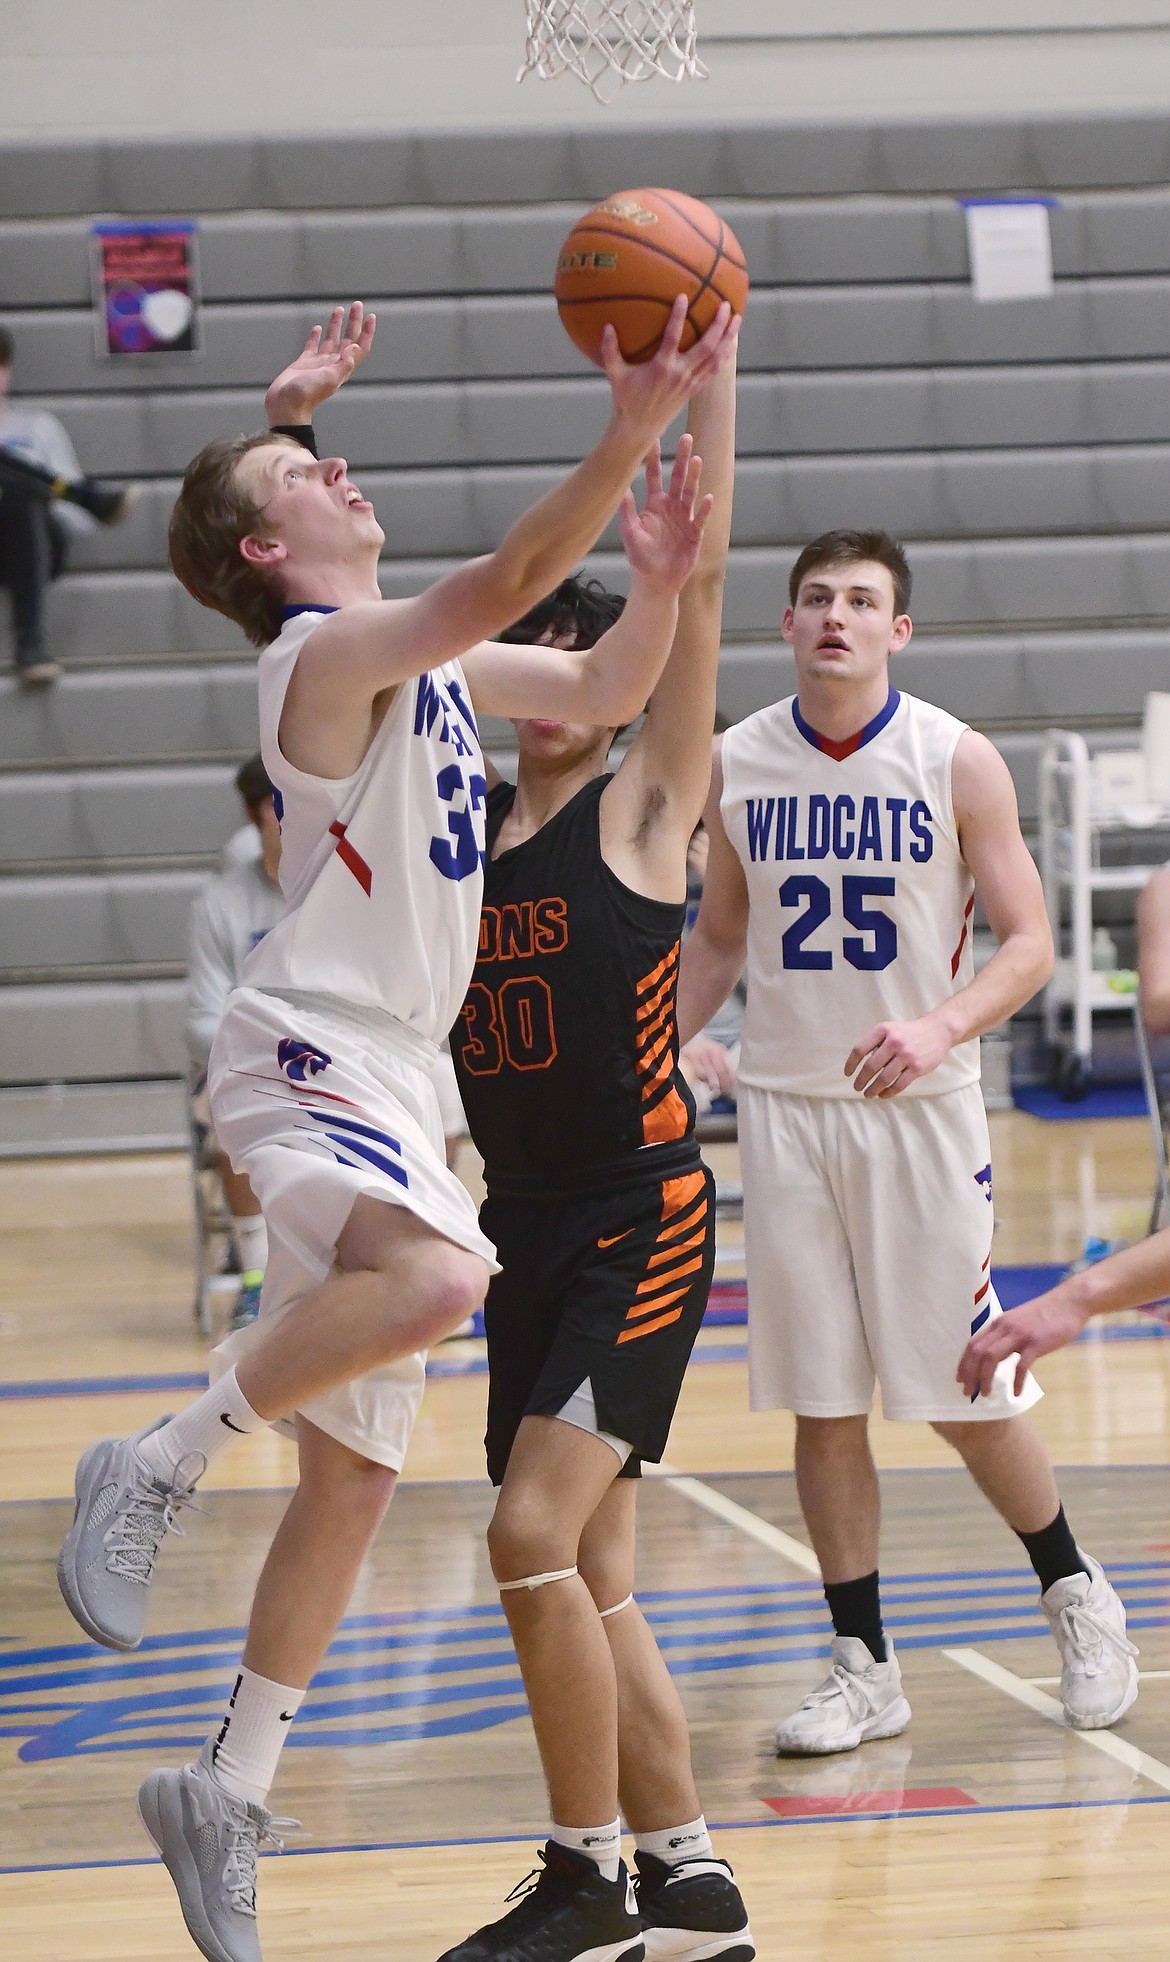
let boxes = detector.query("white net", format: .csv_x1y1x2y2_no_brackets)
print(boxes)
518,1,707,105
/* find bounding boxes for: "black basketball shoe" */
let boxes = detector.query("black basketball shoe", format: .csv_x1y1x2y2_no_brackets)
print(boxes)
634,1851,755,1961
437,1840,644,1961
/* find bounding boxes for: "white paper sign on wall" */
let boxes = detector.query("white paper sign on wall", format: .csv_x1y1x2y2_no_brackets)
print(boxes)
961,199,1055,303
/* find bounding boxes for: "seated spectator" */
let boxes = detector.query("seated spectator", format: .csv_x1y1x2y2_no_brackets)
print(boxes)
1138,864,1170,1037
679,817,745,1111
186,755,284,1331
0,324,140,688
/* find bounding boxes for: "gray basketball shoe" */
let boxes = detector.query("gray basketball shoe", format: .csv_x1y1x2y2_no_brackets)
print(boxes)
57,1417,201,1650
139,1743,299,1962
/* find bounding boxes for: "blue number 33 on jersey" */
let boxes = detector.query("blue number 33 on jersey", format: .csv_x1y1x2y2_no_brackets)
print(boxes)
430,763,488,882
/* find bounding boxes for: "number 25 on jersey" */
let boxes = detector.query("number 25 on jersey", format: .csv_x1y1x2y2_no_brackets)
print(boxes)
780,874,898,971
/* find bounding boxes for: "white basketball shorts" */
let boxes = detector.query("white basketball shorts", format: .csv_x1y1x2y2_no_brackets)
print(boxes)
207,985,498,1469
738,1081,1041,1423
431,1047,469,1142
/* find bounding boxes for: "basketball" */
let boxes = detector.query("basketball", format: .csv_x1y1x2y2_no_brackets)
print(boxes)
555,187,748,366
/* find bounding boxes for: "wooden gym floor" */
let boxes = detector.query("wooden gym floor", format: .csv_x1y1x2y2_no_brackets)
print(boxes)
0,1109,1167,1960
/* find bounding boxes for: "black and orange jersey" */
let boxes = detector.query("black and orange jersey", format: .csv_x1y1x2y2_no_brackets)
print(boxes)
451,775,699,1193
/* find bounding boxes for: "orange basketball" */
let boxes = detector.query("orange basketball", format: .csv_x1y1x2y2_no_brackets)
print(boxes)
555,187,748,367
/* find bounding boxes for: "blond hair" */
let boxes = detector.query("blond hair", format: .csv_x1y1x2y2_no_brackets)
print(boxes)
168,432,291,648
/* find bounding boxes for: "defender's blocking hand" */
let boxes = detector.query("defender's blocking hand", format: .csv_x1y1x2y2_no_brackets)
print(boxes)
265,301,376,426
619,435,714,594
603,299,739,442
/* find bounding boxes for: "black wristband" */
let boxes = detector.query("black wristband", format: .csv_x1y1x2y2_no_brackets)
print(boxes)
270,423,318,457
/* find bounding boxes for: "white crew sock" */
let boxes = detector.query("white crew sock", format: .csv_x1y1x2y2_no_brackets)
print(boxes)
552,1819,622,1883
208,1665,304,1806
136,1366,267,1484
636,1816,715,1868
232,1214,268,1276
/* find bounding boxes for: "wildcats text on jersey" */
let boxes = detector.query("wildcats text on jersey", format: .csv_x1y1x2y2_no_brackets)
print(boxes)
721,689,982,1099
744,792,934,865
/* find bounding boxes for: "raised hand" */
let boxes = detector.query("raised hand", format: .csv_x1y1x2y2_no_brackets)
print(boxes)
620,435,714,595
603,298,740,442
264,301,376,426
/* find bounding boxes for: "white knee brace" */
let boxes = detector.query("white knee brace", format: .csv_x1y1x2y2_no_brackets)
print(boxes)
498,1566,579,1593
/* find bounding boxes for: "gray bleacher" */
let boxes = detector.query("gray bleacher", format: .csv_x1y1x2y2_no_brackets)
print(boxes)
2,112,1169,1149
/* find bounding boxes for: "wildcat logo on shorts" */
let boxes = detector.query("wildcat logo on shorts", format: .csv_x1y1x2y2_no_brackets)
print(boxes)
277,1037,332,1082
974,1164,993,1203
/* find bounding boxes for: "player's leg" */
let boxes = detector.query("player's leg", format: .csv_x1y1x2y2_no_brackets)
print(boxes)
235,1193,487,1417
139,1418,396,1962
739,1087,909,1755
793,1413,881,1586
439,1413,642,1962
58,1201,486,1653
934,1412,1138,1727
853,1083,1137,1731
488,1414,627,1830
579,1482,754,1962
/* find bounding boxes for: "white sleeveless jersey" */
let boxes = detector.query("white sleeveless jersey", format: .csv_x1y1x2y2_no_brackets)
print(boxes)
720,688,979,1099
242,609,487,1044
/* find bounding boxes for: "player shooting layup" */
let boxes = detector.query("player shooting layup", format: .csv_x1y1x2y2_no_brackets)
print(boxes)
678,528,1138,1757
440,356,753,1962
56,296,735,1962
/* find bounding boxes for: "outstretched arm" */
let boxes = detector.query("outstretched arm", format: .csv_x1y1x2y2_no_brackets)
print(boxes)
676,740,750,1045
602,341,739,886
845,731,1053,1097
293,298,736,718
958,1229,1170,1398
462,435,712,725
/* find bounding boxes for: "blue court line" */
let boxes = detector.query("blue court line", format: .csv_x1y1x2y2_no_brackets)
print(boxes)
0,1373,210,1400
4,1564,1166,1669
3,1792,1168,1877
0,1344,755,1401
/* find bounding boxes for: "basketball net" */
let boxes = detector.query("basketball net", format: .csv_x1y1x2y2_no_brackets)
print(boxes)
518,0,708,105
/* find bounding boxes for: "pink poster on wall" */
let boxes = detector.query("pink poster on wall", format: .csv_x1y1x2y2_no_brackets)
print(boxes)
90,221,201,357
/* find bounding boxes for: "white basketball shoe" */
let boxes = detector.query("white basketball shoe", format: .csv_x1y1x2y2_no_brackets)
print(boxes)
773,1636,911,1756
1041,1555,1139,1729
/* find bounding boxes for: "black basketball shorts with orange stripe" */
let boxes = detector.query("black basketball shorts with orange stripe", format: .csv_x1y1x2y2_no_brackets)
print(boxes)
481,1157,716,1484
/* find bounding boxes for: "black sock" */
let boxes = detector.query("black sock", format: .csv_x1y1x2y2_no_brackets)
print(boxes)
823,1571,886,1664
1016,1505,1090,1594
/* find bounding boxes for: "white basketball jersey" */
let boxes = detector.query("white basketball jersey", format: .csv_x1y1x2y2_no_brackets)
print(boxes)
242,608,487,1044
721,688,979,1099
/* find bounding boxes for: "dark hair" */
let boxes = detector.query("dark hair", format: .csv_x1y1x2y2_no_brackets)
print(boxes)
235,752,275,813
497,573,625,651
788,529,912,619
169,431,293,648
0,326,13,367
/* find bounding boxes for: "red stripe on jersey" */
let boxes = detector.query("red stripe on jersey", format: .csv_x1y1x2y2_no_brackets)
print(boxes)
329,821,373,896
